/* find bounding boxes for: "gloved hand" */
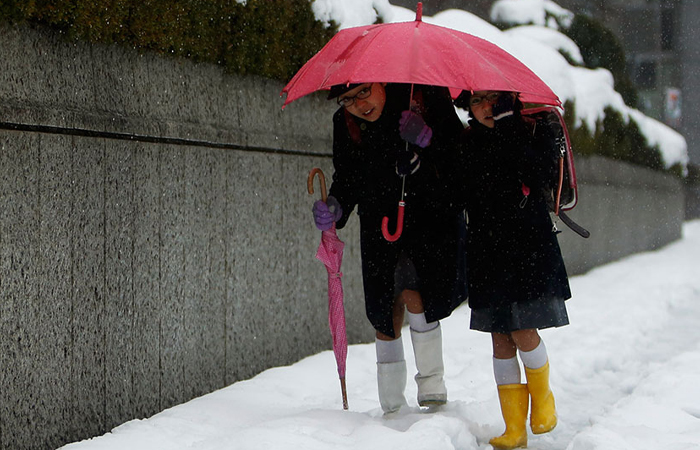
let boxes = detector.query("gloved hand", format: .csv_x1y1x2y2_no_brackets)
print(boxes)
396,149,421,176
312,195,343,231
492,93,516,122
399,110,433,148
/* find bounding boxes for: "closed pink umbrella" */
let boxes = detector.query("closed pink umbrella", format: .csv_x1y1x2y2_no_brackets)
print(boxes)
307,168,349,410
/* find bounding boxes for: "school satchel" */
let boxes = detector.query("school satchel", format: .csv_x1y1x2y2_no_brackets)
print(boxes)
522,107,590,238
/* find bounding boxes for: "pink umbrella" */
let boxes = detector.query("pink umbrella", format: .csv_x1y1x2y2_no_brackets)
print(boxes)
281,3,560,108
307,168,349,410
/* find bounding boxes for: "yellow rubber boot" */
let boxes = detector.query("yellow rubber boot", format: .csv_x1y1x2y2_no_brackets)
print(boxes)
489,384,529,450
525,361,557,434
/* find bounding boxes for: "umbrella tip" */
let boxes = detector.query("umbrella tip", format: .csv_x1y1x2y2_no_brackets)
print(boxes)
416,2,422,21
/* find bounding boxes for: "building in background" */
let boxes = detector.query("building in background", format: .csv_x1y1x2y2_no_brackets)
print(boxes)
393,0,700,168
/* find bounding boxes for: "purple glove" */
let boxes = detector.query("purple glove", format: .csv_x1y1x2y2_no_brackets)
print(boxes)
312,195,343,231
396,149,421,176
492,93,515,122
399,110,433,148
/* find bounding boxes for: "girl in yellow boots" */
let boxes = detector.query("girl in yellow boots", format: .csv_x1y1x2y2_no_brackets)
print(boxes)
453,90,571,449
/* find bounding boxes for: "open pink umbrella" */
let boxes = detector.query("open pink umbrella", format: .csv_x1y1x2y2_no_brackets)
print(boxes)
307,168,349,410
281,3,560,108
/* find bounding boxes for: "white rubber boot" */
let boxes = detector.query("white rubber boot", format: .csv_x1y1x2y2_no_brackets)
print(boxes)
410,325,447,406
377,360,408,414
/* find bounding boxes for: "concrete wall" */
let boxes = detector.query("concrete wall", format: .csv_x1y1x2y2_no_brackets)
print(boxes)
0,23,684,450
557,155,684,274
0,23,372,450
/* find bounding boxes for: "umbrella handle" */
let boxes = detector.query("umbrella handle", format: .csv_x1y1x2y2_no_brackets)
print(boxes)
307,168,327,202
381,201,405,242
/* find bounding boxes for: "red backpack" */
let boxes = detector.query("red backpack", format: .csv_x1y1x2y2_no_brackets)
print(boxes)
522,106,590,238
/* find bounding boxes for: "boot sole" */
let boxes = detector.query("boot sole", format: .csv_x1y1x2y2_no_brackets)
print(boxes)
418,398,447,407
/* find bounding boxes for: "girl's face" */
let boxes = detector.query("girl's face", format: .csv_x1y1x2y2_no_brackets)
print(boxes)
469,90,500,128
338,83,387,122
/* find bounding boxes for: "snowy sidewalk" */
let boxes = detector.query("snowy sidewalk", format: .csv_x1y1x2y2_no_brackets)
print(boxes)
62,220,700,450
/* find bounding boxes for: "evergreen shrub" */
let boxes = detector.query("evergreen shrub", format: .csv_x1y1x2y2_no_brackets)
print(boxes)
686,163,700,185
562,14,638,108
0,0,337,82
562,100,666,174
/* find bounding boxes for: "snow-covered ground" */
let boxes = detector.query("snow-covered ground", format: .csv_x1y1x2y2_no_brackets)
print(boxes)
61,219,700,449
311,0,688,170
55,2,697,449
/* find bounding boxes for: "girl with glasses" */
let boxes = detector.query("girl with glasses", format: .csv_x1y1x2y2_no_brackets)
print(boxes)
312,82,467,414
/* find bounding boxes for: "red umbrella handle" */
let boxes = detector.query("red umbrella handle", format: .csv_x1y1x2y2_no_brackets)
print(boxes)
307,167,328,202
381,201,405,242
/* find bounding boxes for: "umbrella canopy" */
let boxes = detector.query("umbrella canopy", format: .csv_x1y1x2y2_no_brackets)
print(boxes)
308,168,349,410
281,3,560,107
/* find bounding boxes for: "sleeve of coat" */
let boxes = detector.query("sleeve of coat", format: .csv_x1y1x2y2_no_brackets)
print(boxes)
328,109,363,229
419,85,464,168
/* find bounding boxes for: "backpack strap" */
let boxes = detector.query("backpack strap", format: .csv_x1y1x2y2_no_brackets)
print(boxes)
521,107,590,238
559,210,591,238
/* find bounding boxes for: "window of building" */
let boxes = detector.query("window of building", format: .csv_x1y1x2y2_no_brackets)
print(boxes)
635,61,657,89
661,6,675,51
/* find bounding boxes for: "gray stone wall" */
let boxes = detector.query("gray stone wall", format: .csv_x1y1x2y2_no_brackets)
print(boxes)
0,23,371,450
557,155,684,274
0,22,684,450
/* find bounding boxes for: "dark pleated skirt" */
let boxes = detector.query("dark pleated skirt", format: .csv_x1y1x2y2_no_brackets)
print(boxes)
393,251,419,296
470,297,569,333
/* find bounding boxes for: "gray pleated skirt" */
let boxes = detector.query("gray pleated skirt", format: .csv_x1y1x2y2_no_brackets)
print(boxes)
470,297,569,333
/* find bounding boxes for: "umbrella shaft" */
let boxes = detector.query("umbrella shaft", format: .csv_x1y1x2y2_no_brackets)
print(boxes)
399,83,413,202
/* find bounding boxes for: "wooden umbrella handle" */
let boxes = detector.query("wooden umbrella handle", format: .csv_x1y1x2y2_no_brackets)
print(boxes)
307,168,328,202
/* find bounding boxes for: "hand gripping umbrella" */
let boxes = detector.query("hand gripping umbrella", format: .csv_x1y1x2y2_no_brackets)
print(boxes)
307,168,349,410
284,3,560,242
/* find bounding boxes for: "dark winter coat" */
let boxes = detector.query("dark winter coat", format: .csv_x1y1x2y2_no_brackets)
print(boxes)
457,115,571,310
328,84,467,338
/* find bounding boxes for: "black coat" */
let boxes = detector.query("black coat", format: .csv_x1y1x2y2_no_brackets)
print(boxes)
457,116,571,310
328,84,467,337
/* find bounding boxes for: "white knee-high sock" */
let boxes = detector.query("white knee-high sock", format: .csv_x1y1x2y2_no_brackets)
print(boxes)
407,311,438,333
493,356,522,385
376,336,405,363
518,339,548,370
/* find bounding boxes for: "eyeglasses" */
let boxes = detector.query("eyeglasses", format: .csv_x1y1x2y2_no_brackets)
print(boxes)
469,92,500,107
337,85,372,107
